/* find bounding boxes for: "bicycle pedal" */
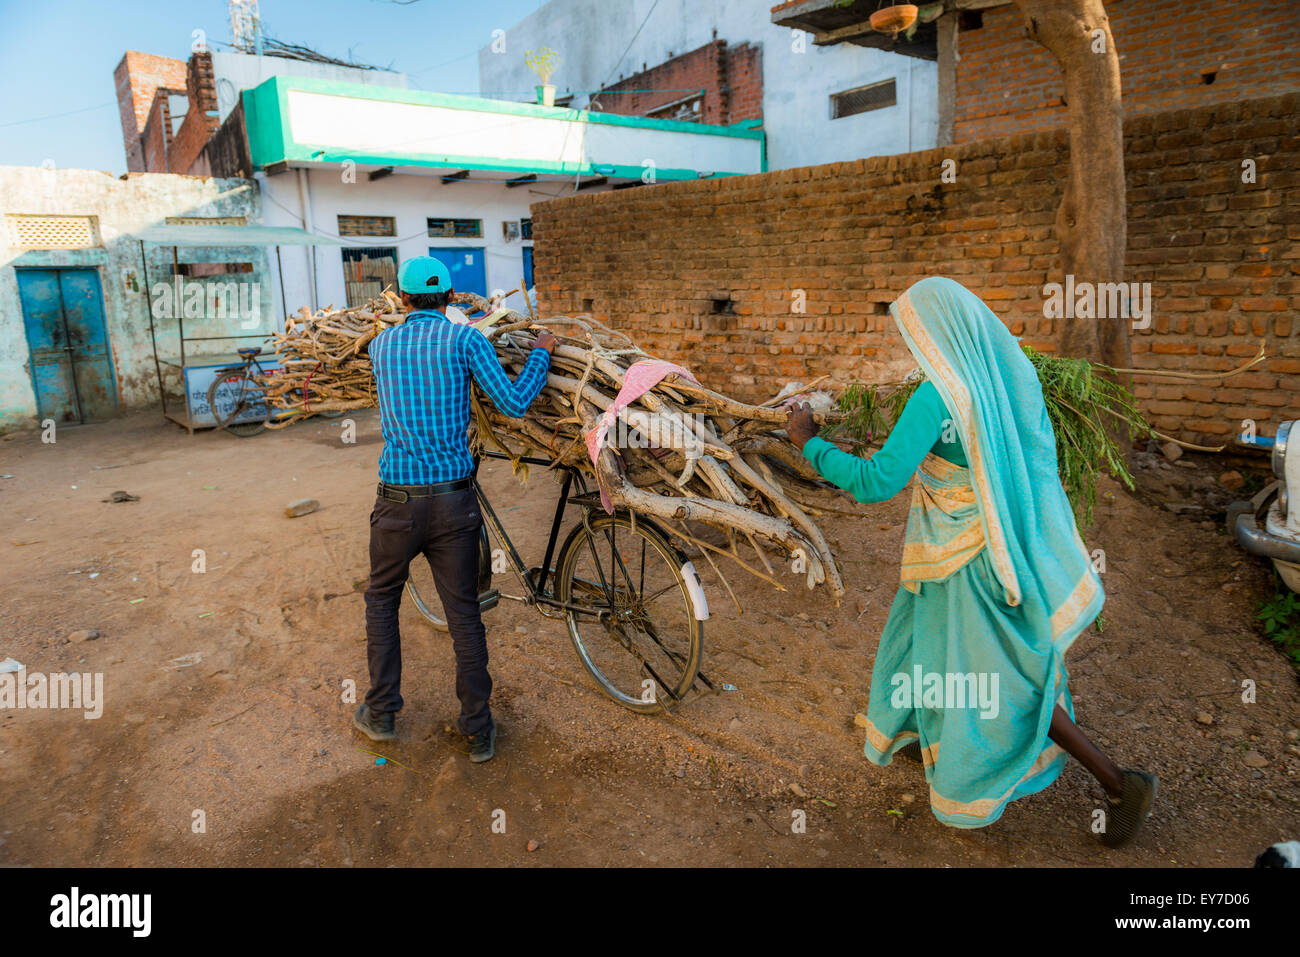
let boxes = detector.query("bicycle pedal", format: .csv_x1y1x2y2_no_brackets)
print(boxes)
478,589,500,613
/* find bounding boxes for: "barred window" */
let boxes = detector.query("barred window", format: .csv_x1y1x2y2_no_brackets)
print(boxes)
427,217,482,239
830,79,897,119
341,246,398,308
165,215,247,226
338,214,397,237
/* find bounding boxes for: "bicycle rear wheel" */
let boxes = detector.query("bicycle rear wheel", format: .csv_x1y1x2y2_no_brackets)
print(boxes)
405,525,494,633
206,369,269,437
404,557,448,632
555,512,703,713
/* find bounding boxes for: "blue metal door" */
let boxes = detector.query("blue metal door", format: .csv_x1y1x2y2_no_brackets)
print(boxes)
427,246,487,297
16,268,117,423
522,246,534,289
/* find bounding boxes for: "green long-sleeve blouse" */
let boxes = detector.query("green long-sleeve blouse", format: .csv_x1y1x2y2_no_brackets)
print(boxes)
801,379,967,503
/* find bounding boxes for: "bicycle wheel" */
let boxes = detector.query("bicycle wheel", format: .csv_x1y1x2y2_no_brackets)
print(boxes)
555,512,703,713
404,562,449,632
405,525,494,633
206,369,269,437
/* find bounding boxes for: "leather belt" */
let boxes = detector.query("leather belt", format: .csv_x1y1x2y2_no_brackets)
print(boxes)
377,479,472,503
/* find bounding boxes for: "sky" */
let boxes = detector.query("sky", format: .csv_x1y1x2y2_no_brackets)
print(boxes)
0,0,549,175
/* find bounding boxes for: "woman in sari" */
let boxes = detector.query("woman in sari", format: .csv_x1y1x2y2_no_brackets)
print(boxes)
785,276,1157,846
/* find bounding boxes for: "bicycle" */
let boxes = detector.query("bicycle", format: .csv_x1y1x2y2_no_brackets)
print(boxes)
206,346,273,437
404,450,713,714
206,346,342,437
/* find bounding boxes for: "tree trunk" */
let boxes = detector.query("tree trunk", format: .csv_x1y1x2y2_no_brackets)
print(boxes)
1013,0,1130,369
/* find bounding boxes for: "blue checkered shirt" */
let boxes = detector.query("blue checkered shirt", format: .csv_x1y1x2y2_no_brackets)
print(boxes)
369,310,550,485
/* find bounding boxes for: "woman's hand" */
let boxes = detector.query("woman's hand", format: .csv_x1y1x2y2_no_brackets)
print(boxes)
785,402,819,451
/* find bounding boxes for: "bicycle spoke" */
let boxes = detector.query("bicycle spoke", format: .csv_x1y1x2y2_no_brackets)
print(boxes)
640,581,681,606
582,517,616,606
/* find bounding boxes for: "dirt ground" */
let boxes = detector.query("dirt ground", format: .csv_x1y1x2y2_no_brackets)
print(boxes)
1,408,1296,868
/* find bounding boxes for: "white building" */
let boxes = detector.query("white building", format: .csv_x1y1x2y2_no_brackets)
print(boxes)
242,74,765,314
481,0,939,172
118,35,766,325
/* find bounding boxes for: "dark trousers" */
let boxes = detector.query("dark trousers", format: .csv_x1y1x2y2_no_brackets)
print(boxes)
363,486,493,735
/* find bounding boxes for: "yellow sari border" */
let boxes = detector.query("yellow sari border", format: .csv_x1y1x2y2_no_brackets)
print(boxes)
899,450,987,593
927,743,1066,822
1050,567,1101,642
919,450,966,481
862,714,919,756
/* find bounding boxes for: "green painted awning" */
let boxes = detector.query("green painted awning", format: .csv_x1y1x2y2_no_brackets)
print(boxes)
241,76,766,182
134,224,342,247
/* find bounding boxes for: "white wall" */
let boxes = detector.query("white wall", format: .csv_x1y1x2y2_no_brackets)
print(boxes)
281,88,762,177
481,0,938,170
257,167,545,315
210,52,408,122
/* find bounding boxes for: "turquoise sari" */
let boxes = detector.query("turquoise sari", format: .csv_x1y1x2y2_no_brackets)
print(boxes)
840,277,1103,827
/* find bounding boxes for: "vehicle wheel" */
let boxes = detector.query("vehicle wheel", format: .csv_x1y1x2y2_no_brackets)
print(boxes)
405,526,493,632
555,512,703,713
206,369,269,437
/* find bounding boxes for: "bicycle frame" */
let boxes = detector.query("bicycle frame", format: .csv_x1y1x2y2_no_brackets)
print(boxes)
215,350,299,424
471,449,605,619
450,449,716,707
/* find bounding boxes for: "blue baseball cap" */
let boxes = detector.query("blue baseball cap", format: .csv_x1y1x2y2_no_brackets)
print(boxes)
398,256,453,294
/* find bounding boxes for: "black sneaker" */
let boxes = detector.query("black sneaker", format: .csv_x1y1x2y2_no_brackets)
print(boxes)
467,723,497,763
352,704,396,742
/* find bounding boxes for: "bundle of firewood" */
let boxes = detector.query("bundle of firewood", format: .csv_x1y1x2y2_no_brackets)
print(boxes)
257,289,849,601
255,291,404,416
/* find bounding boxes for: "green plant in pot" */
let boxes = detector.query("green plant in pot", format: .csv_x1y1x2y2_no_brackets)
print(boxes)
525,47,561,106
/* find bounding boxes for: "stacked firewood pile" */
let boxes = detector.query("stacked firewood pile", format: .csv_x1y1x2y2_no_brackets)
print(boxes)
256,290,851,601
255,291,404,417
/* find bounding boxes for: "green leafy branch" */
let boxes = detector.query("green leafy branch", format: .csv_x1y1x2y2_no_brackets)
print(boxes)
820,346,1154,525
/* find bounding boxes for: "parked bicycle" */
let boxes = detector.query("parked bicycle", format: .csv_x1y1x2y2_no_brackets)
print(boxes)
206,346,342,437
206,346,274,437
405,450,712,713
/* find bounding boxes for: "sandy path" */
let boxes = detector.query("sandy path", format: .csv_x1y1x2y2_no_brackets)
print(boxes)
0,410,1295,866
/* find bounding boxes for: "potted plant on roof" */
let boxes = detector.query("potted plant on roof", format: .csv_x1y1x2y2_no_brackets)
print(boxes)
525,47,562,107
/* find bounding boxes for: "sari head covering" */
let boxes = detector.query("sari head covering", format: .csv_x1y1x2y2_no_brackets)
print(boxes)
889,276,1103,652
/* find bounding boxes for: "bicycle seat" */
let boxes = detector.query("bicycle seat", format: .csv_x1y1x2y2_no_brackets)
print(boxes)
236,347,262,357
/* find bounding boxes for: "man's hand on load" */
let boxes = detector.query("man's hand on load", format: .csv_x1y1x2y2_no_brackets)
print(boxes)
785,402,819,451
534,331,558,354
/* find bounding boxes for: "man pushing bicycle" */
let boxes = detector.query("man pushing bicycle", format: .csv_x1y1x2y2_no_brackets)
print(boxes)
353,255,557,763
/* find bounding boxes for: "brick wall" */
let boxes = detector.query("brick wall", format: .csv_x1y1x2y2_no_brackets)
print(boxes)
956,0,1300,142
140,98,169,174
598,39,762,126
171,52,219,174
113,51,187,172
114,50,218,174
533,92,1300,446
